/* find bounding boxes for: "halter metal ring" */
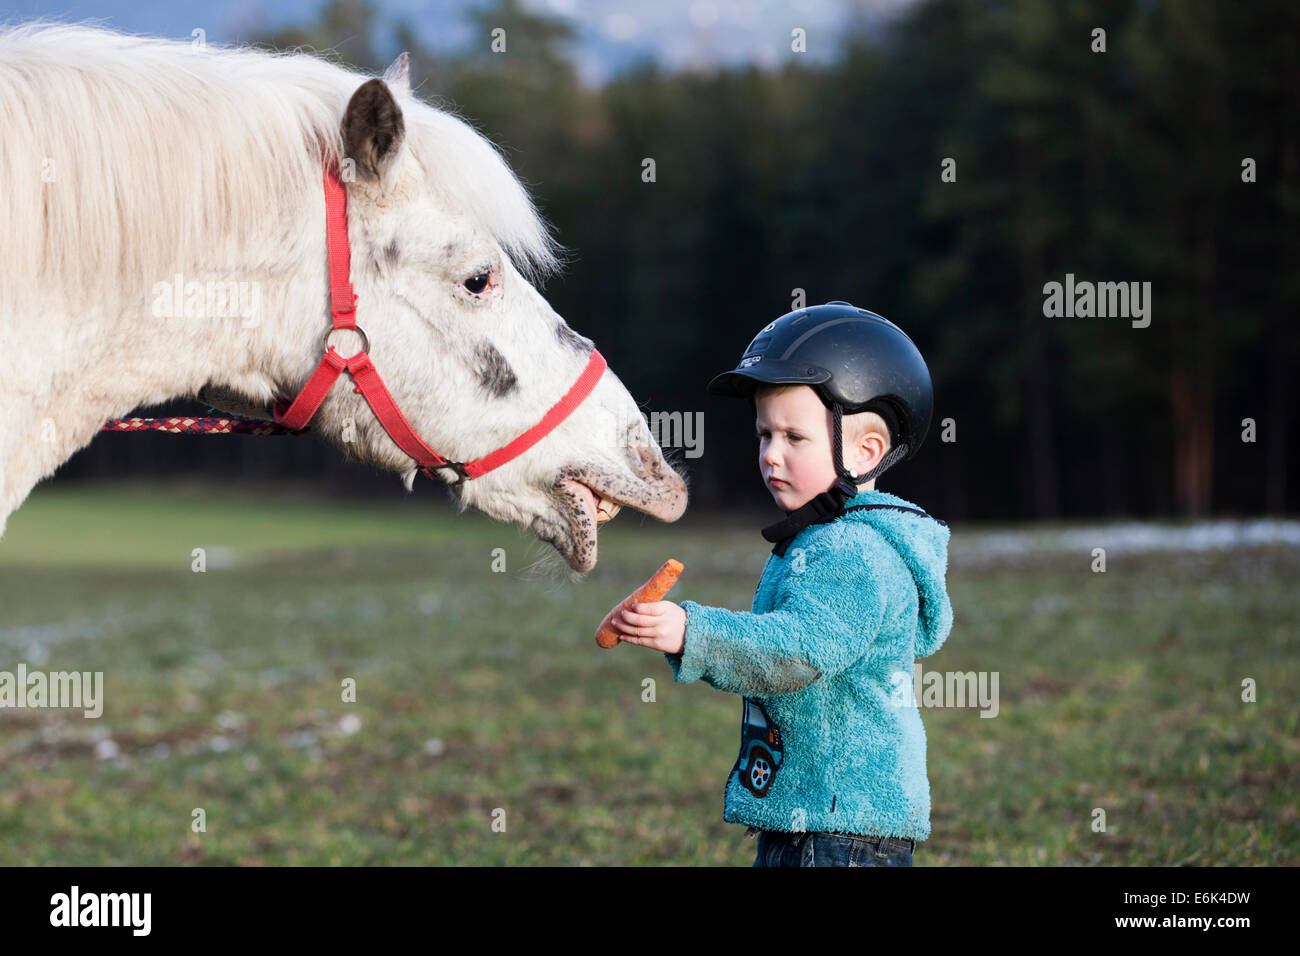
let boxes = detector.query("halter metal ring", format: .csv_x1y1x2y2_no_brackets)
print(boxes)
324,324,370,358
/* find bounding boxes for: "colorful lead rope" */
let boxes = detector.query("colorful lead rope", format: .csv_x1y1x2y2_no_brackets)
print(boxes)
100,416,302,436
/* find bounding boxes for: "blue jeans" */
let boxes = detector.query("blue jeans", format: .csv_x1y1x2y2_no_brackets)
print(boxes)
751,829,916,867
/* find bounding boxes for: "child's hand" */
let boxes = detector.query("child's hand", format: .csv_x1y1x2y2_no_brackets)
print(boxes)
614,601,686,655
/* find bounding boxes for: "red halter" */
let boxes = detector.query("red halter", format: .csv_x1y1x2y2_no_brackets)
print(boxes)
271,165,607,484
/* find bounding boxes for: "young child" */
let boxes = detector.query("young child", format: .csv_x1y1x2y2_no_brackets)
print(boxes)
612,301,954,867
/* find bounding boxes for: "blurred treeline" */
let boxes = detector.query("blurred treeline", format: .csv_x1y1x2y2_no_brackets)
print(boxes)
67,0,1297,521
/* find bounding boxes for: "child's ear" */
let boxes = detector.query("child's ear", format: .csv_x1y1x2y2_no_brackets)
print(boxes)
856,430,882,470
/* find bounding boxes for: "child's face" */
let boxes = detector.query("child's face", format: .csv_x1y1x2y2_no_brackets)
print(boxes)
755,385,845,511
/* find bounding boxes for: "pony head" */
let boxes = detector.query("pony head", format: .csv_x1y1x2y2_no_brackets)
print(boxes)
278,53,689,572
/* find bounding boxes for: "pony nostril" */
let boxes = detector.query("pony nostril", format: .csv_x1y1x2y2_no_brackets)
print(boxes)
634,443,663,479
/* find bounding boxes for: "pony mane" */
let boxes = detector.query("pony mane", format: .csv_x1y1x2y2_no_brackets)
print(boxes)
0,21,560,308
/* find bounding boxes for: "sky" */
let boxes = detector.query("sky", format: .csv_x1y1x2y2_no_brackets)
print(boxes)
0,0,915,85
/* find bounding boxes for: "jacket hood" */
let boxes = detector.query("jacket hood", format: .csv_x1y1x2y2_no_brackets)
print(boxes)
837,488,953,658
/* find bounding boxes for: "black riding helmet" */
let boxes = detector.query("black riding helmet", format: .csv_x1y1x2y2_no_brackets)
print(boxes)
707,301,934,505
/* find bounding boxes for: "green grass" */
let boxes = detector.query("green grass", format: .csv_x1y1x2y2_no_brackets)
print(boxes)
0,480,507,569
1,482,1296,865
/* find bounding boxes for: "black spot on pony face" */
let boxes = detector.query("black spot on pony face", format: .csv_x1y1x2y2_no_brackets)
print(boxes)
475,341,518,399
370,239,400,275
556,323,592,354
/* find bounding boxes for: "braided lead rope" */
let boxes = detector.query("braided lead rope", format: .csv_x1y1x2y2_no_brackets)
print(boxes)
101,416,303,436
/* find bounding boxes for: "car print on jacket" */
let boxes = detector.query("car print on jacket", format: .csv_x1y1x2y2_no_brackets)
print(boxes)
734,697,784,797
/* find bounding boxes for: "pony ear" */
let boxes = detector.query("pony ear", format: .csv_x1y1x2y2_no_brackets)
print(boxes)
382,52,410,97
341,78,406,183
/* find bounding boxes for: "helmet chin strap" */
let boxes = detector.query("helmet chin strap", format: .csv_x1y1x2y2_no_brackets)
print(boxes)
828,401,910,505
760,402,910,556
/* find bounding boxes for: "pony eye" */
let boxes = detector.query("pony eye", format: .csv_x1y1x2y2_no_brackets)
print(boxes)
463,273,490,295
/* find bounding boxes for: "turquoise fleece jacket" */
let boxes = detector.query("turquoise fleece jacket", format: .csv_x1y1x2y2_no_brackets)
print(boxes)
664,488,953,841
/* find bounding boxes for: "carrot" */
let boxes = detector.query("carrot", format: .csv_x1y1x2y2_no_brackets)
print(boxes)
595,559,685,648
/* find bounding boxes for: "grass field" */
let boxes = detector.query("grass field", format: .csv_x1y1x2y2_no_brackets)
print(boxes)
1,481,1296,865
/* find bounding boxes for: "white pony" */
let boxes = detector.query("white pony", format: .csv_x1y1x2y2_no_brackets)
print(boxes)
0,23,687,572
